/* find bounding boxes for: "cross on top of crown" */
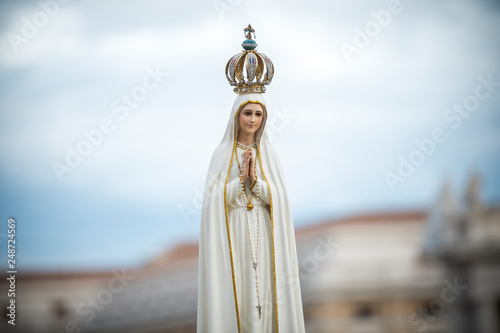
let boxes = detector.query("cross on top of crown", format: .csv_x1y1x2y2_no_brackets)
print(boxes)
244,24,255,40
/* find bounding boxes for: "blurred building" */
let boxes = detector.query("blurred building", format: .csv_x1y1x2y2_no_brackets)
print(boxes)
0,244,199,333
297,210,442,333
422,174,500,333
1,175,498,333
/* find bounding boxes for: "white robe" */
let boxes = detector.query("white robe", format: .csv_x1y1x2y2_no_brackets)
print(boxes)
197,93,305,333
226,144,275,331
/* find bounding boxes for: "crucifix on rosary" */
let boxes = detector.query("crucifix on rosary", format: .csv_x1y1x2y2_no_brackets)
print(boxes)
253,261,262,319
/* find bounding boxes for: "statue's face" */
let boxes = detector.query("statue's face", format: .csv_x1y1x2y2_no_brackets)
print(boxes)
238,103,264,136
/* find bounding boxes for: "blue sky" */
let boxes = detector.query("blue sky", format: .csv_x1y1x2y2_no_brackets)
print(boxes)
0,0,499,272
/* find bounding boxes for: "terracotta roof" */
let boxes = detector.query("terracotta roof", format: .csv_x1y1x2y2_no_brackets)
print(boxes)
142,242,199,269
295,210,428,239
2,269,130,281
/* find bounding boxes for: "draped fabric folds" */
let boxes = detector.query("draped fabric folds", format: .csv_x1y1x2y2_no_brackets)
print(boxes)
197,93,305,333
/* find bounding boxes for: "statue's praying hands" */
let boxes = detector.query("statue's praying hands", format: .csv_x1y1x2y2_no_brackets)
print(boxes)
241,149,256,184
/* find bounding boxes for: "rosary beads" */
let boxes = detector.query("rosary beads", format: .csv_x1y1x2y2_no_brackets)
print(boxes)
236,143,262,320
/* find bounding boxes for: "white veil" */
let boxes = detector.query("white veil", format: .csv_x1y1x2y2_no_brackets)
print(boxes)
197,92,305,332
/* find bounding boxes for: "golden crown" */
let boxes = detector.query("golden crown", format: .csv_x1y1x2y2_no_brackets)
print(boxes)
225,24,274,94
